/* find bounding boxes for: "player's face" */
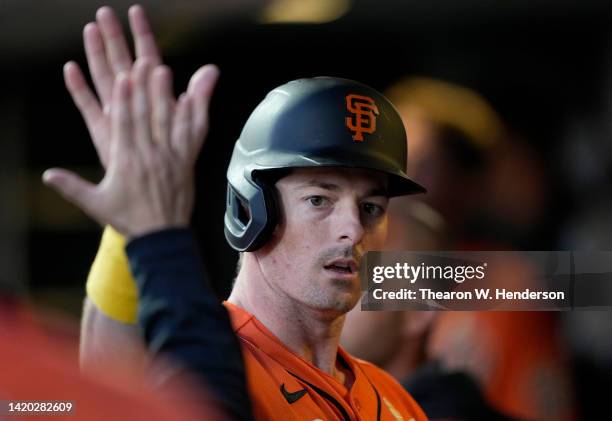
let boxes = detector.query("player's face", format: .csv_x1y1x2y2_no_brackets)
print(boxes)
258,167,389,316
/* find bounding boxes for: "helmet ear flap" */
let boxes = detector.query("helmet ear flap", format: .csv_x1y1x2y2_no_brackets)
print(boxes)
228,187,250,229
224,178,279,252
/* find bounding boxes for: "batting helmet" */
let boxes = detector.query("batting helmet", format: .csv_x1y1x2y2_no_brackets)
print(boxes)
224,77,426,252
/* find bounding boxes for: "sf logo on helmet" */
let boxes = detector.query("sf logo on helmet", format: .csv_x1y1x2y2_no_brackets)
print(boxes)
345,94,379,142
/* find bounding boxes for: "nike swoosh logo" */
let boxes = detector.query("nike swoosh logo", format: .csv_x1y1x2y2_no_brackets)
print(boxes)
280,383,307,404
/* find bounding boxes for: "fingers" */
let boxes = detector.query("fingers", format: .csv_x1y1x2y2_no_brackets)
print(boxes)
63,61,104,135
128,5,161,65
151,66,174,146
187,64,220,151
42,168,97,218
172,94,192,159
85,6,162,108
83,22,114,108
131,59,154,152
64,61,111,166
110,73,133,162
96,7,133,75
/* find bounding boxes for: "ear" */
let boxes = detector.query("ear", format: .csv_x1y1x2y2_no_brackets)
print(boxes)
401,311,438,338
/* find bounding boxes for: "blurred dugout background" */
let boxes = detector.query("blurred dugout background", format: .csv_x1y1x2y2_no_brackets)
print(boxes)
1,0,612,419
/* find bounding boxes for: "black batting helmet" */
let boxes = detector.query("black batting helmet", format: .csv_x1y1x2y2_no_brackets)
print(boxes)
224,77,426,252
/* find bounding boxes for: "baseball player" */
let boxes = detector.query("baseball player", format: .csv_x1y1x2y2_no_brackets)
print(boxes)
46,5,428,420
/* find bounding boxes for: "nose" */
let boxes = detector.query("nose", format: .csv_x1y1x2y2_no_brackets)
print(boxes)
335,200,364,246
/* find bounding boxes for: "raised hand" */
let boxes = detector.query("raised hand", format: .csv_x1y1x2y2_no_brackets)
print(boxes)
45,58,219,238
64,5,162,168
51,5,220,238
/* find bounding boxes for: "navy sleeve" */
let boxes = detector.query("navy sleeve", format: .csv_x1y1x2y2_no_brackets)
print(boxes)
126,228,252,421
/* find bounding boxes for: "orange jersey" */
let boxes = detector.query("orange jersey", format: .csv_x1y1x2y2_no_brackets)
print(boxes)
224,302,428,421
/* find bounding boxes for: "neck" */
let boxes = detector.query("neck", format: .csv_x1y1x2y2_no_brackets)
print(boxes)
228,253,348,382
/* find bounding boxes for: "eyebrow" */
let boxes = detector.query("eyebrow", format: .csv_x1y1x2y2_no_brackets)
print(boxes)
295,181,388,197
296,181,341,191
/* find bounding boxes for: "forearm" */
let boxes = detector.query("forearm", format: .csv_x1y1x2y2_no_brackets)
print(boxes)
126,228,252,421
80,297,148,377
80,226,144,375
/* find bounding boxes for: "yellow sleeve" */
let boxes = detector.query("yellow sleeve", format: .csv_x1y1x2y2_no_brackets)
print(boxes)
86,226,138,324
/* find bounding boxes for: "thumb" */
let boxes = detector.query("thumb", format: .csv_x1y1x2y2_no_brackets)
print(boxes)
42,168,98,217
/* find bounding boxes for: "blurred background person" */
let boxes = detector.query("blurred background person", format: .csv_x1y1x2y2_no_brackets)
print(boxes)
384,76,501,248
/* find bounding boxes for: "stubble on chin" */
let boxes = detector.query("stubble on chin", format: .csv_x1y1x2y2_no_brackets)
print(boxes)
318,278,361,314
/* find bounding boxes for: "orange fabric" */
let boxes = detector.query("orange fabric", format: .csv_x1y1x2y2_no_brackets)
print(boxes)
430,311,575,421
224,301,428,421
0,300,226,421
